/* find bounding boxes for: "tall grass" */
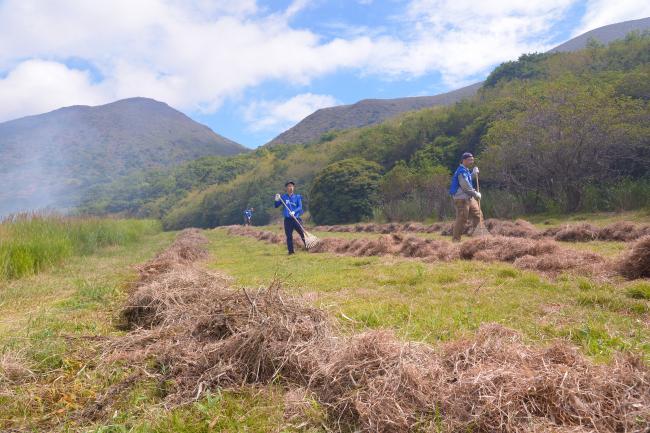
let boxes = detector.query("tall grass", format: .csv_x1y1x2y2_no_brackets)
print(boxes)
0,213,161,280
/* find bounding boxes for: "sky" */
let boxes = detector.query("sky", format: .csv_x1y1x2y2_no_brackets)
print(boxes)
0,1,649,148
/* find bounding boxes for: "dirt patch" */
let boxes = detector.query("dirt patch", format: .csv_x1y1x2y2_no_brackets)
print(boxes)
96,230,650,432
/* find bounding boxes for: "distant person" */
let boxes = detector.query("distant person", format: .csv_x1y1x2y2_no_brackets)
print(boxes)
449,152,481,242
274,181,306,255
243,208,254,226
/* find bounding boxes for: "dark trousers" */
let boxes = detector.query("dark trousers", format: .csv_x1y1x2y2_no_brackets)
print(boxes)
284,217,305,253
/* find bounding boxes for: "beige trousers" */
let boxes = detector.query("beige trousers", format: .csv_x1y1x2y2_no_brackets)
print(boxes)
453,198,481,242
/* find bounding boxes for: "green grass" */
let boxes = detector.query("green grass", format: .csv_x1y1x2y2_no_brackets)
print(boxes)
0,228,175,432
205,228,650,361
2,220,648,432
0,213,161,280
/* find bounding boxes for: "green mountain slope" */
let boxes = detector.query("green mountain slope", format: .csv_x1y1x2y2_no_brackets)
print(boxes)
266,17,650,147
82,31,650,228
0,97,247,216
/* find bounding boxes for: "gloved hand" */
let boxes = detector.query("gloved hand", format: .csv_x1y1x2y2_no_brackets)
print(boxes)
274,193,281,201
472,167,479,175
289,211,295,217
475,192,482,200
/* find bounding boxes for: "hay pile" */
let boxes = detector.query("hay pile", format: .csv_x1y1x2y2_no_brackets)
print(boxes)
227,227,619,276
229,227,460,261
543,221,650,242
107,230,650,431
313,219,650,243
460,236,608,275
484,218,542,238
100,230,650,432
313,222,448,234
617,235,650,279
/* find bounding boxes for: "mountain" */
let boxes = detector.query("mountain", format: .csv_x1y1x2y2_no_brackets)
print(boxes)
550,17,650,53
266,17,650,147
268,83,482,147
0,97,247,215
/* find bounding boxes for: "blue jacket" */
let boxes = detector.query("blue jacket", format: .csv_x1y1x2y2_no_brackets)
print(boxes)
275,194,303,218
244,209,252,218
449,165,475,196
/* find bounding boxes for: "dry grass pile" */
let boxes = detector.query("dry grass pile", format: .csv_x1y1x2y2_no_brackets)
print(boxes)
484,218,542,238
543,221,650,242
617,235,650,279
0,351,34,388
544,223,599,242
435,324,649,432
459,236,609,275
596,221,650,242
101,230,650,432
313,222,449,234
460,236,559,262
227,227,619,276
137,228,209,282
229,227,459,261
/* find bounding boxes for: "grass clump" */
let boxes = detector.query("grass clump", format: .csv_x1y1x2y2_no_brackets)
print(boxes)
0,213,160,280
627,283,650,300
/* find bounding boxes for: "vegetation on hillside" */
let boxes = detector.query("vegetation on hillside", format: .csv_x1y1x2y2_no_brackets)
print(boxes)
80,32,650,227
310,158,383,225
0,213,160,280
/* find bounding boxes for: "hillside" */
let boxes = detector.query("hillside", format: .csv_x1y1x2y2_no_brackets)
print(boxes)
266,17,650,147
0,97,246,215
81,32,650,229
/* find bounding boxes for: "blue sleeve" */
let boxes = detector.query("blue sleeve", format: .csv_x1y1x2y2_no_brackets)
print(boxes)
294,195,303,216
274,197,282,208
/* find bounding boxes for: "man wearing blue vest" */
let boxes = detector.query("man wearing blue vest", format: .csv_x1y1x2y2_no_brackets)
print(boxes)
243,208,253,226
449,152,481,242
274,181,306,254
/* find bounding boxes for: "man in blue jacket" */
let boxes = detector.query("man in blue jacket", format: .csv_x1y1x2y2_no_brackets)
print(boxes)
274,181,306,254
449,152,481,242
243,208,253,225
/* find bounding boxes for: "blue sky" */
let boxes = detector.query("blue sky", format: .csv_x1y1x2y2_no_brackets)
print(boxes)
0,0,648,147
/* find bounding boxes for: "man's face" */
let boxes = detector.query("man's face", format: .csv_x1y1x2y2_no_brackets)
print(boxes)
462,156,474,168
286,184,295,194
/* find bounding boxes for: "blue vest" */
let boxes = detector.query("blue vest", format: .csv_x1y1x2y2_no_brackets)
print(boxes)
449,165,473,196
275,193,303,218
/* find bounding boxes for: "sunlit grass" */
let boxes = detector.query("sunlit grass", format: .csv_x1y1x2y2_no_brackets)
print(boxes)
0,213,161,280
206,228,650,361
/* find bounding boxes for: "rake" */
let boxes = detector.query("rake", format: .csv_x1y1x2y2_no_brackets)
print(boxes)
278,196,321,250
472,172,490,237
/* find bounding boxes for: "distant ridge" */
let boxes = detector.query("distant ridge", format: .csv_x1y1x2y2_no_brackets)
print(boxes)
266,17,650,147
0,97,247,215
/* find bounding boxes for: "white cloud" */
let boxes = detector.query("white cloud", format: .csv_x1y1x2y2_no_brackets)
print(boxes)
0,0,639,129
574,0,650,35
373,0,578,86
0,0,383,122
0,60,107,120
244,93,338,131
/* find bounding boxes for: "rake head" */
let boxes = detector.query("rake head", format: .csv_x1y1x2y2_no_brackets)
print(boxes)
303,231,321,249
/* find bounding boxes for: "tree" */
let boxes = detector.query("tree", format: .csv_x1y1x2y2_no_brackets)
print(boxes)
310,159,382,225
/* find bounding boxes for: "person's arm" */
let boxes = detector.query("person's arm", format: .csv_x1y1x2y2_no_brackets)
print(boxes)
274,194,282,208
293,195,303,216
459,173,480,199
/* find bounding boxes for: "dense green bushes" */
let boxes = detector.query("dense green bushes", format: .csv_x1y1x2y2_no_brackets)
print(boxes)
0,214,160,280
310,159,382,224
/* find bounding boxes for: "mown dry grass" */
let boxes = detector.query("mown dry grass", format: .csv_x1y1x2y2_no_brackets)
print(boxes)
207,228,650,362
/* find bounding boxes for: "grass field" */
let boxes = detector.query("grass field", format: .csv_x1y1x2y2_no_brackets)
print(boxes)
1,213,648,432
0,214,161,280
